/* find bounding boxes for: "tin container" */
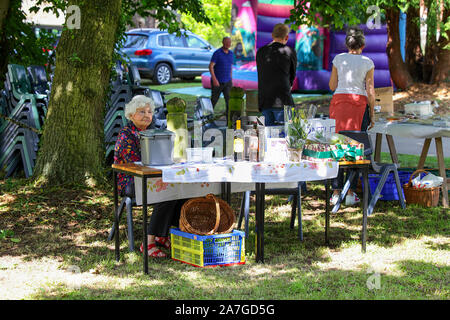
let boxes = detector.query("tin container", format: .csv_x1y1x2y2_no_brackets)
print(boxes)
140,129,175,166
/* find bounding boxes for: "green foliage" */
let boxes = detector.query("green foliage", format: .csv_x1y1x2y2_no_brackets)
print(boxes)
286,107,309,149
0,229,20,243
286,0,364,29
180,0,231,48
166,97,187,113
229,86,245,98
2,0,58,72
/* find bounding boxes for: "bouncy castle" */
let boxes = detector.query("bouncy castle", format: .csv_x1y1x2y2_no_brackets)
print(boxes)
201,0,393,92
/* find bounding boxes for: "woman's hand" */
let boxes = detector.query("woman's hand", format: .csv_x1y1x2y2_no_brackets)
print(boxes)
368,120,375,130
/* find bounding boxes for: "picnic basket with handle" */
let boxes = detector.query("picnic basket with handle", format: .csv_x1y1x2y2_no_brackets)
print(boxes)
179,194,235,235
403,169,440,207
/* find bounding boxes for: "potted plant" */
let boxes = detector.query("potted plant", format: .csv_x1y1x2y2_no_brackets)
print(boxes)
284,106,310,162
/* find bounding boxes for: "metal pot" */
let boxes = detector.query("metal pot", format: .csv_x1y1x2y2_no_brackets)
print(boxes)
140,129,175,166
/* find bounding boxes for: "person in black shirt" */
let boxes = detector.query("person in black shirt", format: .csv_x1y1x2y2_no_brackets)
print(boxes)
256,23,297,126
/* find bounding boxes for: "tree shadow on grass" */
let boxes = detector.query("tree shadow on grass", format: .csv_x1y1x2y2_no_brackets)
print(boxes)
27,258,449,300
0,179,448,285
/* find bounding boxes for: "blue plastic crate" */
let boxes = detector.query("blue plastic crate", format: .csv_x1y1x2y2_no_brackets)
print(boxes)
170,228,245,267
361,171,412,201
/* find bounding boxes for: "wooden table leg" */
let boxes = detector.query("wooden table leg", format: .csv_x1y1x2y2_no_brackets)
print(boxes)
435,137,448,208
255,183,265,263
418,138,432,170
374,133,382,163
385,134,399,165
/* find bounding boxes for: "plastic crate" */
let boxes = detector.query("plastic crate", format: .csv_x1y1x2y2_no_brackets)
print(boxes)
170,228,245,268
361,171,412,201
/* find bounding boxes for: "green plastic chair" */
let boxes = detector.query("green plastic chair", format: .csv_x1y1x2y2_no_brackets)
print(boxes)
0,136,35,178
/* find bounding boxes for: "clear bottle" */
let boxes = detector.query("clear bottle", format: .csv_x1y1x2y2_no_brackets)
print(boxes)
249,123,259,162
243,127,252,161
244,124,258,162
233,120,244,162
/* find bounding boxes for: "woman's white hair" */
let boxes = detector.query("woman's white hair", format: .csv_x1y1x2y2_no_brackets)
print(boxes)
124,95,155,120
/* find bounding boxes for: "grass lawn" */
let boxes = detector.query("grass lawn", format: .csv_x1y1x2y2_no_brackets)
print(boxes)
0,79,448,300
0,172,448,300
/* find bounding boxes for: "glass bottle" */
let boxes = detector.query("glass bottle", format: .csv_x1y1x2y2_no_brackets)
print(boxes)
233,120,244,162
248,123,259,162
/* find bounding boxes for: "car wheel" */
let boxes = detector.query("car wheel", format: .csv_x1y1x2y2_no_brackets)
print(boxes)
154,63,172,85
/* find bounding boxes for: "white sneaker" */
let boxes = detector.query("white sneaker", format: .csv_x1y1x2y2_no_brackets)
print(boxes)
345,192,361,206
330,194,340,205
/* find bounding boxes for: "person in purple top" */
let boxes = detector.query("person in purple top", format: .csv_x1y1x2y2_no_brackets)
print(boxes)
209,37,234,118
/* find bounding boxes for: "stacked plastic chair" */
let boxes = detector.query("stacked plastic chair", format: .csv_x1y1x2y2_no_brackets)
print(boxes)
0,64,49,178
104,63,161,166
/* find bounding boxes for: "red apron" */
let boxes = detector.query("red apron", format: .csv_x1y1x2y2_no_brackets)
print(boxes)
329,93,368,133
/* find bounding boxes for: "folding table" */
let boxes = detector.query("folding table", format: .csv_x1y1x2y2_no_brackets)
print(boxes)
112,160,339,272
370,122,449,207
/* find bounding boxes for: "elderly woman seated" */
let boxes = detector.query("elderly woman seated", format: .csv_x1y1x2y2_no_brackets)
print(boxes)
114,95,187,258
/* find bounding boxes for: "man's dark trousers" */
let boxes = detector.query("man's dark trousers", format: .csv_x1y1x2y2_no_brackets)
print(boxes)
211,80,232,122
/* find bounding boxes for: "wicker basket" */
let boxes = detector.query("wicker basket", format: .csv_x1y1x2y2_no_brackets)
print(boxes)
403,169,441,207
179,194,235,235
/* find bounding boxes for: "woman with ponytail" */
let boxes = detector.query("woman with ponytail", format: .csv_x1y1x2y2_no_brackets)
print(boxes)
328,26,375,206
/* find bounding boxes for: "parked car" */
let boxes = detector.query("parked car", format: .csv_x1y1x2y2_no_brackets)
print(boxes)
120,29,215,85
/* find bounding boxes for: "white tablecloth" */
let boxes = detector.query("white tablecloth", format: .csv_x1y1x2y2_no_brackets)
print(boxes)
370,122,450,139
135,160,339,205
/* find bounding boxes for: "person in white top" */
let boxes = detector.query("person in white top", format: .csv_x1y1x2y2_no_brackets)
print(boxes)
328,26,376,206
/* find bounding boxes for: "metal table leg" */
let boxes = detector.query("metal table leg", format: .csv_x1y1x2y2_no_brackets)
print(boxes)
113,171,120,262
255,182,265,263
325,179,330,245
297,182,303,241
361,166,369,253
142,176,148,274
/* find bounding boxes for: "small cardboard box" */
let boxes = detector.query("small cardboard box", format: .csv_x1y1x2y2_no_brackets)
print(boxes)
374,87,394,115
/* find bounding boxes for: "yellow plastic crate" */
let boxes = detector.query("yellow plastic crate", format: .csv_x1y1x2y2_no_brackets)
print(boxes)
170,228,245,267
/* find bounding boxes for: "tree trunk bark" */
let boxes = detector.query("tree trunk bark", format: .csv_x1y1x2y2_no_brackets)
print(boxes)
431,7,449,83
0,0,12,85
0,0,10,31
33,0,122,186
405,5,423,81
422,0,438,83
385,7,413,90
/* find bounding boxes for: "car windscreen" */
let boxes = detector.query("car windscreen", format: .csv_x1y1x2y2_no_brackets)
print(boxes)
124,34,149,48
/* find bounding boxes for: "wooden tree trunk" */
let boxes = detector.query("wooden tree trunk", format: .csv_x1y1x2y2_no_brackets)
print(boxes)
0,0,10,32
385,7,413,90
0,0,12,85
431,7,449,83
422,0,438,83
33,0,122,186
405,5,423,81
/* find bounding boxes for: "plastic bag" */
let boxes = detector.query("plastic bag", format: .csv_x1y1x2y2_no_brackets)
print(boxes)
412,172,443,189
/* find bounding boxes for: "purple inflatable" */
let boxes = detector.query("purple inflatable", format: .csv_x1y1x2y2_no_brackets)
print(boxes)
202,0,393,92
